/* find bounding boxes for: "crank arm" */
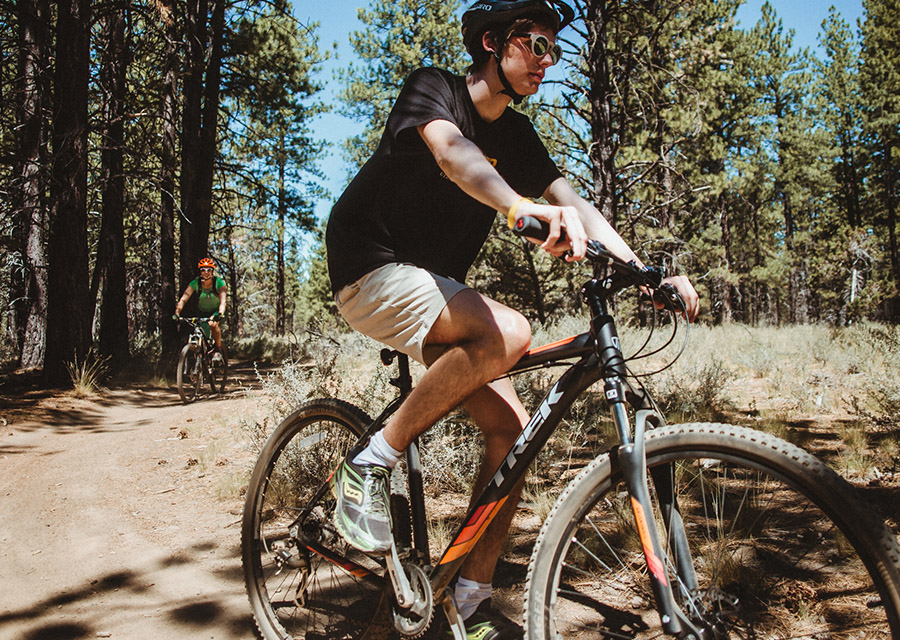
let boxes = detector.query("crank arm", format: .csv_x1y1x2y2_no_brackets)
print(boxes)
384,542,428,616
441,593,467,640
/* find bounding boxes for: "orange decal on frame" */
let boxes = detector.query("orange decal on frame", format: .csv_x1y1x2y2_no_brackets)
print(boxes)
630,497,668,585
439,496,509,564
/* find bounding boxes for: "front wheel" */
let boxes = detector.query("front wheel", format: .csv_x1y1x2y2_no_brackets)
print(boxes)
242,398,396,640
524,422,900,640
176,344,202,403
208,346,228,394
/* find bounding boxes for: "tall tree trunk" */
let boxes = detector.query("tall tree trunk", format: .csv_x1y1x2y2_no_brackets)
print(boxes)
717,196,734,323
839,112,862,228
15,0,50,369
275,149,286,336
179,0,206,288
519,241,546,325
585,0,617,226
179,0,225,288
44,0,91,385
158,0,179,353
881,138,900,297
225,225,241,336
92,3,130,370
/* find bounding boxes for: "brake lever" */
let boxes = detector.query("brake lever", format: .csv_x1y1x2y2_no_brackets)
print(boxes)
640,282,682,310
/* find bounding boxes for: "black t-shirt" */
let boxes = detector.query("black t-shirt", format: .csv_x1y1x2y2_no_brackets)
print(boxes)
326,67,563,293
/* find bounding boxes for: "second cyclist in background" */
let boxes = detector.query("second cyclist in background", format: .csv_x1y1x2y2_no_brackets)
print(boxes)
174,257,227,362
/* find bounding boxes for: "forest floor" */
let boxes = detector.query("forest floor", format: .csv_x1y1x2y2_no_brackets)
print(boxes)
1,357,899,640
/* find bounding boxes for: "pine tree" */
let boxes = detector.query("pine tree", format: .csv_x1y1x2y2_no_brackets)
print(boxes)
813,8,871,323
859,0,900,311
336,0,466,170
224,8,327,335
44,0,92,384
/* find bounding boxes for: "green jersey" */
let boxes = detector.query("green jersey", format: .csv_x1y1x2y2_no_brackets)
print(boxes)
189,276,226,315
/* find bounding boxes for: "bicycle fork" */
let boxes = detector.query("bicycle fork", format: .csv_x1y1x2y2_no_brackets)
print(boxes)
609,387,706,639
594,306,704,639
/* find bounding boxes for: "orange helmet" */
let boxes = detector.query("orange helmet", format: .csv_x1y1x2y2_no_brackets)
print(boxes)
198,258,215,269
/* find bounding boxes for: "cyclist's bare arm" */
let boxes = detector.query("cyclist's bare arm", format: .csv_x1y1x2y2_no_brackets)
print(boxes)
417,119,588,259
216,287,226,318
174,285,195,316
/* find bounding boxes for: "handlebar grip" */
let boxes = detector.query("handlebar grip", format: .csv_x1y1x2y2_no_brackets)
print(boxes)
512,216,569,243
512,216,549,240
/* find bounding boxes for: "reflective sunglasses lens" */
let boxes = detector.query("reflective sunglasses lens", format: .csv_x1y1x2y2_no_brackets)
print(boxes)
530,34,560,64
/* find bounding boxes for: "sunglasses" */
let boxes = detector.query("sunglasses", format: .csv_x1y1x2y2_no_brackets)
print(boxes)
512,32,561,65
200,268,213,273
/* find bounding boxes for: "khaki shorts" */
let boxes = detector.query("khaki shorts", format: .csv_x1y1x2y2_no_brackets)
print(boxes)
335,263,469,365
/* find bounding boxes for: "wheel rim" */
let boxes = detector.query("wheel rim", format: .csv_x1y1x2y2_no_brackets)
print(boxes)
542,450,896,639
178,346,201,403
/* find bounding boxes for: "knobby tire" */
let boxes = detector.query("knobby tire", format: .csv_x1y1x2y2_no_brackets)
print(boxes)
524,422,900,640
177,344,202,404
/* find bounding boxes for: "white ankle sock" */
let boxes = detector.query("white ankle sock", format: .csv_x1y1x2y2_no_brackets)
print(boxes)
352,430,403,469
455,577,492,621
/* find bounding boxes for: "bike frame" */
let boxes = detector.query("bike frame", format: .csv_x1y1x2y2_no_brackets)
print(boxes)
310,266,698,637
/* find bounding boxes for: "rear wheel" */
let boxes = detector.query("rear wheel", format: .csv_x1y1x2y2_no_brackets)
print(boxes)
176,344,202,403
242,398,399,640
524,422,900,640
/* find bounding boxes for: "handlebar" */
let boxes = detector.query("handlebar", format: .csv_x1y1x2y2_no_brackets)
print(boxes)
175,315,220,324
512,215,685,313
512,216,655,282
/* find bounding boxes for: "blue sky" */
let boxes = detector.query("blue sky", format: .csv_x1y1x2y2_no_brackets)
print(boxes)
294,0,865,220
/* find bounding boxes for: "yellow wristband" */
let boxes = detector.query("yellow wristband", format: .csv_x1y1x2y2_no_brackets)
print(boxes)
507,197,532,229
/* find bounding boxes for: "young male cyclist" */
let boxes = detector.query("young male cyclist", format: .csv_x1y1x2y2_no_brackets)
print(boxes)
325,1,699,636
174,257,227,358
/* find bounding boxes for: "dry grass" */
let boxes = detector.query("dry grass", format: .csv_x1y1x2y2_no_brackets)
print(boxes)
66,352,110,397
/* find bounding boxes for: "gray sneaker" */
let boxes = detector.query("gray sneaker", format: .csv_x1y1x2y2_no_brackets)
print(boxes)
330,453,393,554
436,600,523,640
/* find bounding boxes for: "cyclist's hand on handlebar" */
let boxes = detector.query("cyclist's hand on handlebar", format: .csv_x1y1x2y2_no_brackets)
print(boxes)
172,314,180,321
658,275,700,321
514,200,587,261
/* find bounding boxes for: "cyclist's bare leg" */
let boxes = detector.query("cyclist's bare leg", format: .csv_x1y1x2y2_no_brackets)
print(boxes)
381,289,530,453
380,290,530,589
209,321,223,349
457,378,529,585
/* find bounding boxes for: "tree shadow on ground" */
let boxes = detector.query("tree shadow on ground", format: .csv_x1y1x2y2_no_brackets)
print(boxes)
0,542,254,640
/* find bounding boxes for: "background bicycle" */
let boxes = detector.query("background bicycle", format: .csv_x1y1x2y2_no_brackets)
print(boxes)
241,223,900,640
175,316,228,403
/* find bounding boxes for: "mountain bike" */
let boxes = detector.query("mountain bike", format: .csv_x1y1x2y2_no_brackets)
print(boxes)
241,217,900,640
175,316,228,404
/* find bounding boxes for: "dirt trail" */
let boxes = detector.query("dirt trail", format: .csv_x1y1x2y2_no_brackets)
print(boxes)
0,363,266,640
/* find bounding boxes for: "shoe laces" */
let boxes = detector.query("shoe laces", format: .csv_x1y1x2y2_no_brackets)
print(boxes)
362,466,389,512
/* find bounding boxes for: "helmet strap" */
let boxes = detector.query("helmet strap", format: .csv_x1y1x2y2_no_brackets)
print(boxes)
493,52,526,105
